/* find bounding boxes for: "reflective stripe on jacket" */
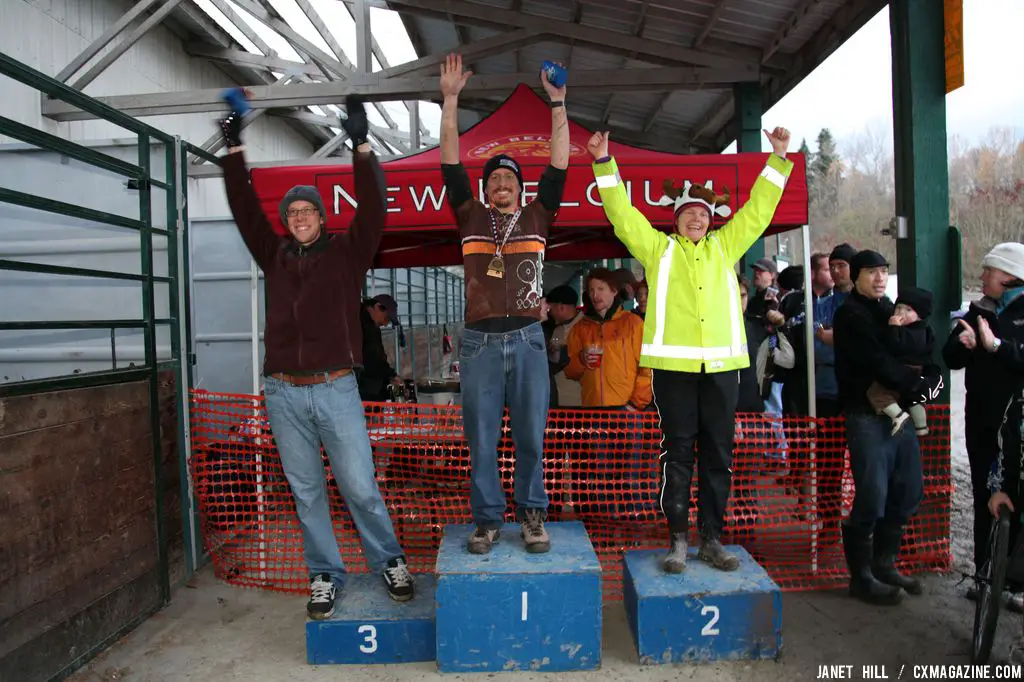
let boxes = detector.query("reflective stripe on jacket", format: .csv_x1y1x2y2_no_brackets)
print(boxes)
592,154,794,373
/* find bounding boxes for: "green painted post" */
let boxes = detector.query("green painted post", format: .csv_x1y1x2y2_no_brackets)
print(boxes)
890,0,952,402
734,82,765,277
138,134,171,606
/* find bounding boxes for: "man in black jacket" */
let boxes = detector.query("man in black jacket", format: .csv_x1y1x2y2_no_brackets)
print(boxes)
833,250,942,606
358,294,403,401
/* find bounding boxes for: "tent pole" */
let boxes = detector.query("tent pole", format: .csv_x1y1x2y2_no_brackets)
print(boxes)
801,224,820,574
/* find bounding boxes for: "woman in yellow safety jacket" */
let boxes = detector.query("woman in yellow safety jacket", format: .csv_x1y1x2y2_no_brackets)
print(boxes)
586,127,794,574
564,268,652,410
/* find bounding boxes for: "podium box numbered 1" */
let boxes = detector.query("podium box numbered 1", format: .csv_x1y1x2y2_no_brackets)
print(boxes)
624,546,782,664
434,522,602,673
306,574,436,665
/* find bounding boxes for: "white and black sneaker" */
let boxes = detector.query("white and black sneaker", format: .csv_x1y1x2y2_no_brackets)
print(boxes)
307,573,336,619
383,557,415,602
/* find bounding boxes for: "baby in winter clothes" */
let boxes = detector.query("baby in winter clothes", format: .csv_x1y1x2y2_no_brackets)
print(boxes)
866,286,937,436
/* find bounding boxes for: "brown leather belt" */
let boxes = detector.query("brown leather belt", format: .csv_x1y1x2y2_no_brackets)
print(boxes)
270,368,352,386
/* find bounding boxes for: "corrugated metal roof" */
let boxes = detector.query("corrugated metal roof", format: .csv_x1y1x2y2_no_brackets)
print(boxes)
153,0,884,156
396,0,886,152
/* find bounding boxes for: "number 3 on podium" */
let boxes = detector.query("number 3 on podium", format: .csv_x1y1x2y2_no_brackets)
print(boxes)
358,624,378,653
701,605,720,636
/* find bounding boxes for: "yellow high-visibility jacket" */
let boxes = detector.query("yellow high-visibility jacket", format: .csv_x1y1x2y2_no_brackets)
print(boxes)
592,154,794,374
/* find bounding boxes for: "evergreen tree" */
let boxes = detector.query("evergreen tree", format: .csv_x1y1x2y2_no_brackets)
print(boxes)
799,137,814,199
812,128,840,218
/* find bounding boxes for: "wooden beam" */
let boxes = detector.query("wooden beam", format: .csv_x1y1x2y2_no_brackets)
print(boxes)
230,0,352,79
378,28,544,79
271,110,439,145
689,91,734,144
295,0,351,66
694,0,730,49
761,0,886,114
384,0,755,70
69,0,186,91
43,66,759,120
55,0,163,82
762,0,824,64
184,43,324,77
642,91,672,133
209,0,273,56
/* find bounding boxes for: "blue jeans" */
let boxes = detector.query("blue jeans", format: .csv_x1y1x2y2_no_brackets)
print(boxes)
460,323,550,528
263,372,403,585
845,411,924,531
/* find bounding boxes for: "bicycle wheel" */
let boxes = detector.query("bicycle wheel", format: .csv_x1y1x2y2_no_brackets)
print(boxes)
972,506,1012,664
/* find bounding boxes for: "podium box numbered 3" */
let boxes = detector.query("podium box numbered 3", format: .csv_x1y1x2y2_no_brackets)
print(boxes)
306,574,436,665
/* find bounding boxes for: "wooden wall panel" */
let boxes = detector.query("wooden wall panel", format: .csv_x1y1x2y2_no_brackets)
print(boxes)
0,370,181,682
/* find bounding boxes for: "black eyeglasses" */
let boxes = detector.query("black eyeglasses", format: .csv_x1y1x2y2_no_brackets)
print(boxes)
287,207,319,217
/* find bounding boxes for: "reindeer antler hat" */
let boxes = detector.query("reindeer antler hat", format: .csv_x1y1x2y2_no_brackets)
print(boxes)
657,179,732,222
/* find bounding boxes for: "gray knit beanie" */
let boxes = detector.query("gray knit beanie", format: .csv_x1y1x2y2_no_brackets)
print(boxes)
278,185,326,225
982,242,1024,283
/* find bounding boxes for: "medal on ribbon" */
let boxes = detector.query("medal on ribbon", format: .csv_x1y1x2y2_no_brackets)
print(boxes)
485,208,521,279
486,255,505,278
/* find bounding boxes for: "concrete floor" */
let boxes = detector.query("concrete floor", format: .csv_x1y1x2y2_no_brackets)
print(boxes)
70,372,1024,682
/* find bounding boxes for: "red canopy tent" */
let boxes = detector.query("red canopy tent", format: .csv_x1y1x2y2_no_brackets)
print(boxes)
251,84,808,269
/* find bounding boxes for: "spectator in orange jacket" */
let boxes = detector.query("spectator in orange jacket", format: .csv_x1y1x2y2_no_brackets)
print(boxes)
565,267,652,410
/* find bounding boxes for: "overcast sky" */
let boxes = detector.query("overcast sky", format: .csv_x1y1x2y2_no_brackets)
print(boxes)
732,0,1023,154
199,0,1021,154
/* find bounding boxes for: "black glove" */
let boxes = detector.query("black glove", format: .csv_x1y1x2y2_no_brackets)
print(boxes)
218,110,243,148
341,94,369,148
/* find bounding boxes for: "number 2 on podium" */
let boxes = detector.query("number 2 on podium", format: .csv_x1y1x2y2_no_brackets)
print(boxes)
358,624,378,653
700,605,720,636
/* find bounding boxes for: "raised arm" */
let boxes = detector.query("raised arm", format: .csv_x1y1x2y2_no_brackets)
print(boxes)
217,111,280,272
439,54,471,166
541,64,569,171
716,127,794,263
334,96,385,271
438,54,477,227
588,131,667,269
533,66,570,214
346,148,387,272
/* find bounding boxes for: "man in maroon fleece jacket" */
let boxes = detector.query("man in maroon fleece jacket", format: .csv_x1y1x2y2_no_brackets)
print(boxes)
217,95,412,620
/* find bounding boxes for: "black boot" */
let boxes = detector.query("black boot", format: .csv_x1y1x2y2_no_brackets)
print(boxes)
698,537,740,571
872,522,922,595
663,532,688,573
841,523,902,605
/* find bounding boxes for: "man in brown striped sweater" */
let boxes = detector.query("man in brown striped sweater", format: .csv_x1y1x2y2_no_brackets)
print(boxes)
438,53,569,554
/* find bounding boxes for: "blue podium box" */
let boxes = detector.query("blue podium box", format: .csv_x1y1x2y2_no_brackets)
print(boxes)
435,522,602,673
624,546,782,664
306,574,436,665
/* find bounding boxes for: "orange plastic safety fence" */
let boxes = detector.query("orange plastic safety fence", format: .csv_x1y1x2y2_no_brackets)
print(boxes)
189,391,951,600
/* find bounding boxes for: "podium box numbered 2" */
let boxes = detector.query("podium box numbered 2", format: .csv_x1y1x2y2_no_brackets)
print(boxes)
434,522,602,672
306,574,436,665
624,546,782,664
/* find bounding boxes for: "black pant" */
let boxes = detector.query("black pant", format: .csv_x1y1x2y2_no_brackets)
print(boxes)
967,423,1001,572
652,368,739,538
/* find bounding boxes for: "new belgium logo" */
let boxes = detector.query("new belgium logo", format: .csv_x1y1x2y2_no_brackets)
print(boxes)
466,135,588,160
